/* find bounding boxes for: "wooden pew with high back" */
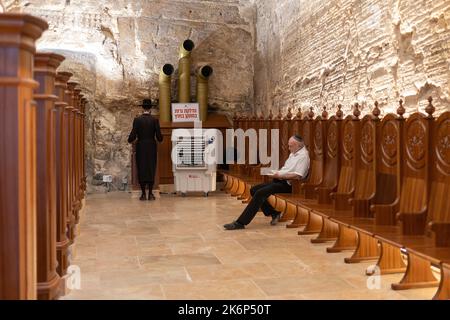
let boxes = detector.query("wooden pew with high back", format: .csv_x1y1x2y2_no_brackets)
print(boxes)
344,103,406,272
299,107,358,243
352,103,407,274
239,112,263,203
282,108,309,226
276,107,327,227
327,105,382,263
305,104,404,265
369,105,435,290
230,113,248,197
389,107,450,294
284,107,342,230
294,105,360,238
268,109,291,216
223,113,241,195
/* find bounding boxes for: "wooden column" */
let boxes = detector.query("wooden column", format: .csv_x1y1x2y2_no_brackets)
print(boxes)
0,14,48,300
54,71,72,276
34,52,65,300
77,94,84,206
72,88,82,224
80,97,87,194
65,81,77,242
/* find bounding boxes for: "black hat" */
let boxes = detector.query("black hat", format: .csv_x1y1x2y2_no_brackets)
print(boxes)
139,99,153,109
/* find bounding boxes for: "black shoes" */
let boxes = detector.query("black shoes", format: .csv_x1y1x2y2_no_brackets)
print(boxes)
223,215,279,230
140,193,155,200
270,213,281,226
223,221,245,230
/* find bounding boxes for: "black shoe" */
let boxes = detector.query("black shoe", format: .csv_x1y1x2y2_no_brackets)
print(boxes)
270,213,281,226
148,193,155,200
223,221,245,230
139,194,146,201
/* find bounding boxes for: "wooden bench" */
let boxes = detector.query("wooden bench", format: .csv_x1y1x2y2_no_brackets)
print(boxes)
220,99,450,300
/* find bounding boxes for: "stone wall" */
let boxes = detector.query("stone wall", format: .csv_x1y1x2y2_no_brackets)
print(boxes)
254,0,450,118
5,0,256,192
4,0,449,191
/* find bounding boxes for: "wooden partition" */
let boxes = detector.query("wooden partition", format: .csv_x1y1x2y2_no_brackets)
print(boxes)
397,110,431,235
302,108,314,153
372,108,404,225
71,87,82,227
278,110,290,165
330,105,361,211
241,113,249,174
349,110,379,218
65,81,77,242
34,52,64,300
80,97,87,193
0,14,48,300
428,111,450,246
316,111,342,204
305,113,326,198
54,71,72,276
72,88,82,221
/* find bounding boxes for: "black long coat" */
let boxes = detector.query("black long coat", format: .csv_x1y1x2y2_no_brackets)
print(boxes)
128,113,163,183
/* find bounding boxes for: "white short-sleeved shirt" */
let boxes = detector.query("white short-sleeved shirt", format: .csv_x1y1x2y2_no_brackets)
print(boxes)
276,147,310,183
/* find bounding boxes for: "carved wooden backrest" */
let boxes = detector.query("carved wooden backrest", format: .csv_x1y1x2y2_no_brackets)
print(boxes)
280,117,290,164
249,115,259,164
255,113,272,167
353,114,378,199
308,116,325,186
288,110,297,140
321,116,341,189
399,112,430,214
292,114,303,138
336,115,359,194
266,114,273,159
271,113,282,164
241,114,249,166
373,113,402,205
302,118,312,152
428,111,450,246
229,114,241,168
257,115,266,165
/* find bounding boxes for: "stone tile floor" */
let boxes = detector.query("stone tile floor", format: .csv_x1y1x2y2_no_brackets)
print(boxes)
62,189,438,300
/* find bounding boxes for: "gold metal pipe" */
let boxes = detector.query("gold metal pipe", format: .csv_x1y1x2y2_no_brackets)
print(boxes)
196,65,213,121
178,39,195,103
158,63,174,122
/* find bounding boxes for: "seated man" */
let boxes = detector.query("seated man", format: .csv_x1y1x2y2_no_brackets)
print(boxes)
224,134,310,230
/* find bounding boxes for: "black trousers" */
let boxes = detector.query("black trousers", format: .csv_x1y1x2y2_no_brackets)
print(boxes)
236,179,292,225
140,182,154,194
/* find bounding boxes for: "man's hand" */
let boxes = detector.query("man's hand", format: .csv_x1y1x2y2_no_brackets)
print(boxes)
272,172,281,179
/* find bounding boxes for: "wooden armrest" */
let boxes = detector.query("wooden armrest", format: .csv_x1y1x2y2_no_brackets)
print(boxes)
428,221,450,247
397,209,428,235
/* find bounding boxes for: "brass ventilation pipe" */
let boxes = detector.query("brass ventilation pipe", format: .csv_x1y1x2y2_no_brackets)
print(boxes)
158,63,174,122
196,65,213,121
178,39,195,103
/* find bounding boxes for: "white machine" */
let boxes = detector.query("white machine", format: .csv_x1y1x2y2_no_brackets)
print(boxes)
171,128,220,196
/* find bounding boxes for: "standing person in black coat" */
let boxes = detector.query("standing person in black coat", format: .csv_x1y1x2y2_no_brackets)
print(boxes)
128,99,163,200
